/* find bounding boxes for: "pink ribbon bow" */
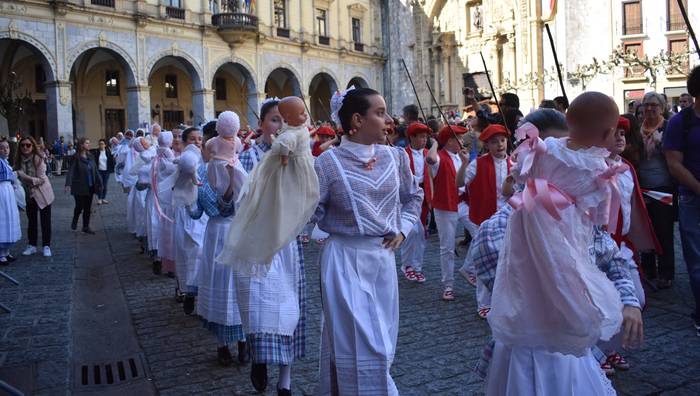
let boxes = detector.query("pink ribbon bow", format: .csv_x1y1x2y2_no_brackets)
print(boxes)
596,162,629,232
512,122,546,175
509,178,575,221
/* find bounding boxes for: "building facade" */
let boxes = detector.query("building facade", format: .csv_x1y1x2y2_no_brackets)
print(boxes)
0,0,394,143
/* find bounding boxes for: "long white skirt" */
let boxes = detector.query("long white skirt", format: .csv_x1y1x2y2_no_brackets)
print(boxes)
234,240,300,336
145,189,160,252
126,186,137,234
485,342,616,396
196,216,242,326
157,189,175,261
128,188,147,237
174,207,207,288
317,235,399,396
0,181,21,244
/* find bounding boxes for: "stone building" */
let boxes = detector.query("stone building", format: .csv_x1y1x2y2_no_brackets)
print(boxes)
0,0,397,143
395,0,699,114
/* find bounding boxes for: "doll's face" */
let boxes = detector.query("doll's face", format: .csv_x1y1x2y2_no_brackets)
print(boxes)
141,139,151,150
0,141,9,158
278,97,308,127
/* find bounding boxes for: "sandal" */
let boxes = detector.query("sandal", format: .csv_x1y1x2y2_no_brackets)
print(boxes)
600,360,615,376
442,287,455,301
606,353,630,370
414,272,426,283
403,266,417,281
477,307,491,319
468,275,477,287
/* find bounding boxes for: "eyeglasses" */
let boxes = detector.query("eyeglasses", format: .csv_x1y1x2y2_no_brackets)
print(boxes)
20,143,32,148
642,103,660,108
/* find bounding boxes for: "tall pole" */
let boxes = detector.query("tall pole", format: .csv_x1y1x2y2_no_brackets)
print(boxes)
544,23,568,103
400,58,428,121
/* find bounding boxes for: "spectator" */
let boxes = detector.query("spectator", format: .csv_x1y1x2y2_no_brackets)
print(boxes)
539,99,556,109
638,91,675,289
664,65,700,335
620,113,644,170
553,96,569,113
65,143,76,170
90,138,115,205
499,93,520,114
52,136,66,175
679,93,694,110
13,136,54,257
65,138,102,234
626,100,637,116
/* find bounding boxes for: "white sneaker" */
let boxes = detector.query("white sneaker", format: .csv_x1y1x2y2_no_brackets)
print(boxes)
42,246,52,257
22,245,37,256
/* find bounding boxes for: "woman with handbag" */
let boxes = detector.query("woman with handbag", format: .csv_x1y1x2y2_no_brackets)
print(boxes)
65,138,102,234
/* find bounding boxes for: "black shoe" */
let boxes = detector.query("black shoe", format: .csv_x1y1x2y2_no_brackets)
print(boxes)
152,261,162,275
82,227,96,235
71,217,78,230
237,341,249,364
277,384,291,396
167,271,175,278
5,254,16,263
183,295,195,315
250,363,267,392
217,346,233,367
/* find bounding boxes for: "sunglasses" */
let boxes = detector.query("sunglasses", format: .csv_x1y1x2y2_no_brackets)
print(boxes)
20,143,32,148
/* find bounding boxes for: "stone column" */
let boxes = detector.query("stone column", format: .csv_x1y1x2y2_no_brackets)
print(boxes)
192,89,215,126
45,80,73,142
127,85,151,131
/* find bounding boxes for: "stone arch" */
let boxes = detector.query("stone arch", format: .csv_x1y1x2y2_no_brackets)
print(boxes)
306,67,340,95
264,67,302,98
146,49,204,90
211,61,259,128
0,31,57,81
308,72,339,123
347,75,370,89
67,40,137,85
210,55,257,89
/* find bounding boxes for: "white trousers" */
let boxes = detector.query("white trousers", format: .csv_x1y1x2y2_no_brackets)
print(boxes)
434,203,477,288
400,220,426,273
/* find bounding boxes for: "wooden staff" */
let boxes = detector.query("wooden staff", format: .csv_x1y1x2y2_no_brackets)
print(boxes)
317,98,332,122
677,0,700,60
478,52,510,135
400,58,428,121
424,79,463,149
545,23,568,103
297,89,315,125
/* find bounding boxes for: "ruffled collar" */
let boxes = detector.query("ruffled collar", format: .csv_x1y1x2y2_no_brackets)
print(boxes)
340,137,376,163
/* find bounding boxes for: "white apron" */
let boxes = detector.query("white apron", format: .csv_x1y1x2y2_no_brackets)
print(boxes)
145,188,160,252
317,235,399,396
0,181,21,244
174,207,208,288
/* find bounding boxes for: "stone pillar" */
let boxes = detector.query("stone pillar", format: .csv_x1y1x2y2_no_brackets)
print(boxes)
127,85,151,131
192,89,215,126
45,80,73,142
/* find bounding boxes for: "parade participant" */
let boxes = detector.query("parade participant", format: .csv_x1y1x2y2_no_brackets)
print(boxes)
188,117,249,367
65,138,102,234
485,92,640,395
219,96,319,272
400,122,438,283
14,136,54,257
312,87,423,395
429,124,474,300
0,138,20,264
129,137,154,250
206,111,243,197
220,99,308,396
597,116,659,375
239,98,280,173
311,126,337,157
114,129,133,189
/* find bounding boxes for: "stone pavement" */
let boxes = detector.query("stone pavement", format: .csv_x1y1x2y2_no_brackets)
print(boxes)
1,176,700,395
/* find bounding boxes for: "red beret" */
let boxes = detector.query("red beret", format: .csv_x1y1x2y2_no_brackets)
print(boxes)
479,124,510,142
617,116,630,134
406,122,431,137
315,126,336,137
437,125,468,146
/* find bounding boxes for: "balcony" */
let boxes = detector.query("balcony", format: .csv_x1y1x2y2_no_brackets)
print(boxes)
354,42,364,52
166,6,185,20
276,28,290,38
668,19,685,32
318,36,330,45
91,0,114,7
212,13,259,44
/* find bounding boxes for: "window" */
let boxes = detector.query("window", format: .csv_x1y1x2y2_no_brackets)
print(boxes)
316,8,328,38
165,0,180,7
105,70,119,96
274,0,287,28
667,0,687,31
165,74,178,98
622,1,643,35
215,77,227,100
35,64,45,93
623,42,644,77
163,110,184,131
669,37,689,73
352,18,362,43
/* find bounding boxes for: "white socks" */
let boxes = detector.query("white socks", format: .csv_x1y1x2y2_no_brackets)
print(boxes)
278,364,292,389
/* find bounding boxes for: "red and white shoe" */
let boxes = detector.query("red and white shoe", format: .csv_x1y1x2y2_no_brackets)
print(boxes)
600,360,616,376
459,268,477,287
606,353,630,371
442,287,455,301
477,307,490,319
402,266,417,281
414,272,426,283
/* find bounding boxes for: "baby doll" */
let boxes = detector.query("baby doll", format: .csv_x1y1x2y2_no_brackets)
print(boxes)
206,111,243,197
219,96,320,273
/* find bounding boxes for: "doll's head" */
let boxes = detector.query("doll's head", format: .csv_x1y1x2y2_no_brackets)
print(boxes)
216,111,241,141
278,97,308,127
566,92,619,149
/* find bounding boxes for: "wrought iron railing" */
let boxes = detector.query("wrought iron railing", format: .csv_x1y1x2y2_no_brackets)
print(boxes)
91,0,115,7
166,6,185,20
212,12,258,30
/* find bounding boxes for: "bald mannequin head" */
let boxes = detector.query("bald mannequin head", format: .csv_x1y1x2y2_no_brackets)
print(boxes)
278,96,308,127
566,92,619,148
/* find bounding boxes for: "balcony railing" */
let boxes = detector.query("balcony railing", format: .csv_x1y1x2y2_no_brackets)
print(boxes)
319,36,330,45
354,42,364,52
91,0,114,7
212,13,258,30
668,19,685,31
276,27,290,38
166,6,185,20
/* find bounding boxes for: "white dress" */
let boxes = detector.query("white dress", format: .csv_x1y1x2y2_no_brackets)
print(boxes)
0,173,21,246
486,137,622,395
218,124,320,272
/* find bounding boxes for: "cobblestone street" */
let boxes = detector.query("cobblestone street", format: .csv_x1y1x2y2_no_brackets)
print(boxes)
1,177,700,395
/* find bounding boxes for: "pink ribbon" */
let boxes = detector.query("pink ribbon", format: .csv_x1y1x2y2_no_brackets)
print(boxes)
151,155,174,223
596,162,629,232
508,178,575,221
512,122,546,175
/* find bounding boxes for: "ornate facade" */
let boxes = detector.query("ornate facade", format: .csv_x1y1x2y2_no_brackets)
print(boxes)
0,0,392,142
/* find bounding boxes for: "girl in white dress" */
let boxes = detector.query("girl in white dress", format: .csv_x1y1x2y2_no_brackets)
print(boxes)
0,138,20,264
313,87,423,395
486,92,640,395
